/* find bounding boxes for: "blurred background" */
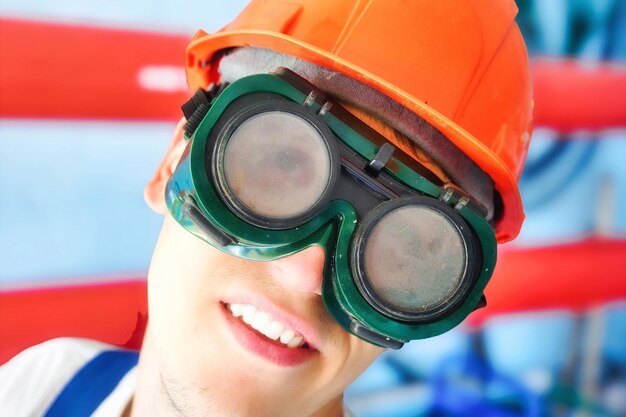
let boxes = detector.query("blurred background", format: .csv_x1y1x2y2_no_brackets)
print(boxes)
1,1,625,416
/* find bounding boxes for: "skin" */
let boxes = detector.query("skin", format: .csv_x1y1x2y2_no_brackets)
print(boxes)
130,119,385,417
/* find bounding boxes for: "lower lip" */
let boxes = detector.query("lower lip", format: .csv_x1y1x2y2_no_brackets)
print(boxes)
220,304,316,367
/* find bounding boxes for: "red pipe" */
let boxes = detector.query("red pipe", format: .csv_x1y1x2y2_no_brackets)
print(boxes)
469,238,626,326
532,58,626,132
0,18,189,120
2,19,626,130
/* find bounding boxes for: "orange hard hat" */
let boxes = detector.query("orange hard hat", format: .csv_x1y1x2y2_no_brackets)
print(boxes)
185,0,533,242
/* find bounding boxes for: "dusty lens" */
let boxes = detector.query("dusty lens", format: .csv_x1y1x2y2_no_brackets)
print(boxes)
223,111,331,220
363,205,467,313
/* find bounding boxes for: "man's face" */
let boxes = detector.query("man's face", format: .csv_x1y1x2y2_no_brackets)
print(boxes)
144,212,383,417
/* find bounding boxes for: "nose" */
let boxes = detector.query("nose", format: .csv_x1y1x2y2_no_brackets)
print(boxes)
270,245,325,295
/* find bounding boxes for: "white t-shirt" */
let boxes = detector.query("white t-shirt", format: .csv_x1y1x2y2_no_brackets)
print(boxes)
0,338,356,417
0,338,137,417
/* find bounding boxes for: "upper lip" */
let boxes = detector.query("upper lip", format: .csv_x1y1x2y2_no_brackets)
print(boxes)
222,292,320,350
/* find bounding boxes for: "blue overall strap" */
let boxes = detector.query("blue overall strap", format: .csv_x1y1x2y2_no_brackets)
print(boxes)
43,349,139,417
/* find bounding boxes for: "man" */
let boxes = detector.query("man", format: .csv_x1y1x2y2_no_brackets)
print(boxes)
0,1,533,416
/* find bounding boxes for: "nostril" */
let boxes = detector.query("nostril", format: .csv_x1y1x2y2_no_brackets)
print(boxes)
270,245,325,295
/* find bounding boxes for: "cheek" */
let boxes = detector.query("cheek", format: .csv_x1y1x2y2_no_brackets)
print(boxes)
302,334,383,411
339,336,385,386
146,218,228,378
148,218,212,322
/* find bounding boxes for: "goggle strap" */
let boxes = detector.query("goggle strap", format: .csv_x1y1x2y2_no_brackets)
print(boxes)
350,321,406,350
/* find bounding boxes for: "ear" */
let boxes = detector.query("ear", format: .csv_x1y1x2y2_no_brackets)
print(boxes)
144,118,187,214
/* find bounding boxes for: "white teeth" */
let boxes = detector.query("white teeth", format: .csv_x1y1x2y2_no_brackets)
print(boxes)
227,303,305,348
242,305,256,324
279,329,295,344
250,312,270,332
230,304,244,317
287,336,303,348
266,321,285,340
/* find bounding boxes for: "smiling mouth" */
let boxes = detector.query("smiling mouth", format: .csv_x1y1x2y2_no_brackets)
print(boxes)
225,303,309,349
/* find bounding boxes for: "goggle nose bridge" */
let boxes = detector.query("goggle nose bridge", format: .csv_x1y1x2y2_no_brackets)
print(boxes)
287,199,360,256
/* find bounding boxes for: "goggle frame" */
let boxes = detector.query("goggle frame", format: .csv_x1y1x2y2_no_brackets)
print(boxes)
166,71,497,348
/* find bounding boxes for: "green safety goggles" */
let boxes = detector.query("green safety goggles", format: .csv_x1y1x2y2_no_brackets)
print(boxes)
166,68,496,349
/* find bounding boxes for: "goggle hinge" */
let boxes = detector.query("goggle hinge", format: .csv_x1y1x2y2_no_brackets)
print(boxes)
318,101,333,116
303,91,317,108
365,143,395,177
440,184,488,218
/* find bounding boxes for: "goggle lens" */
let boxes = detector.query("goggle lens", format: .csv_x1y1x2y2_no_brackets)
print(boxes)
360,203,468,318
220,111,332,223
